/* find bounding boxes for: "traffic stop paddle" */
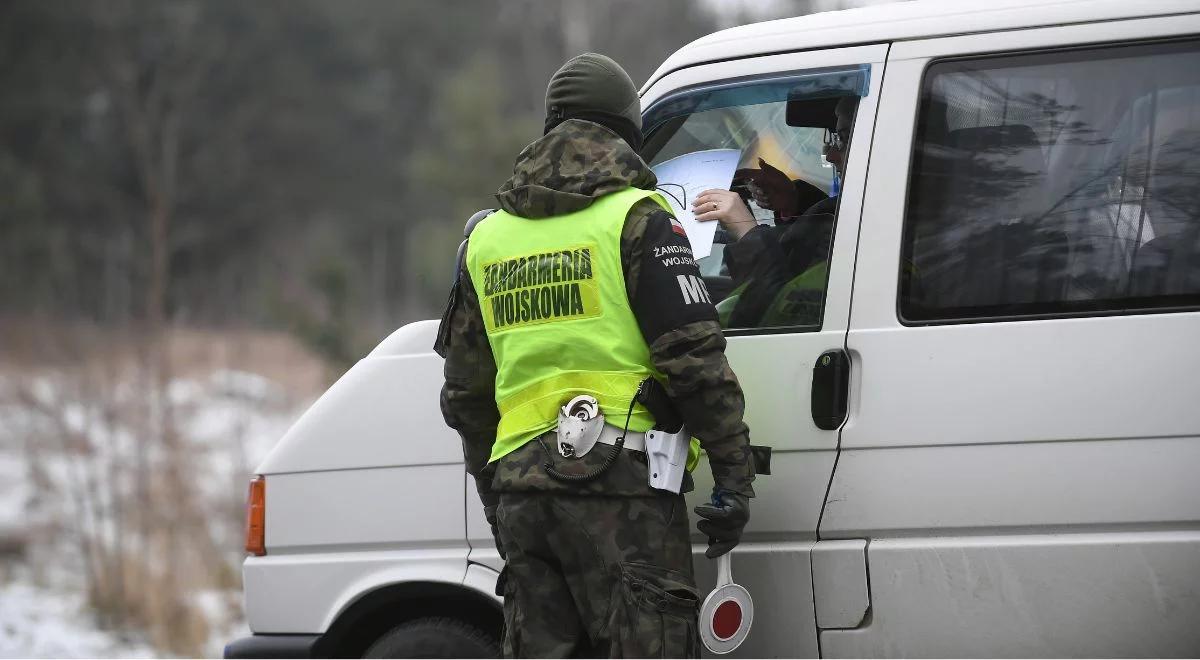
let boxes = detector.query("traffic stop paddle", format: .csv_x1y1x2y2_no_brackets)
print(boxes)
699,553,753,653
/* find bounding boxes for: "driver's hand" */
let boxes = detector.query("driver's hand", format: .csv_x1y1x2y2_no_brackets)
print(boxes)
693,189,758,241
734,158,801,218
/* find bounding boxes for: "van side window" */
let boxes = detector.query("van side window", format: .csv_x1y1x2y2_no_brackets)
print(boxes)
642,67,869,334
901,40,1200,323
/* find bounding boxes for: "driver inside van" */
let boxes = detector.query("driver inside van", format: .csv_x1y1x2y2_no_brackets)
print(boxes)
692,96,858,328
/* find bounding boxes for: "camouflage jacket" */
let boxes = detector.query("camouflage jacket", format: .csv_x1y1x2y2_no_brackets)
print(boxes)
439,119,755,503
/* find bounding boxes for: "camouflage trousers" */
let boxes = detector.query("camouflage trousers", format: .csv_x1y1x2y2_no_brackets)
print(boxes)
495,491,700,658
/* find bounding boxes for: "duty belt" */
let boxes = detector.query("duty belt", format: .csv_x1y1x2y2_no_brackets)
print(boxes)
546,390,687,493
552,413,645,457
592,423,646,453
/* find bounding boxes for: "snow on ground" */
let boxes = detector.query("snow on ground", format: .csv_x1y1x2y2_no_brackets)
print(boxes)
0,452,28,534
0,365,315,658
193,589,251,659
0,580,157,659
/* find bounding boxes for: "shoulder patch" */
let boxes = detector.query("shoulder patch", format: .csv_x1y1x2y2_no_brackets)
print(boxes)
630,208,717,343
669,215,688,238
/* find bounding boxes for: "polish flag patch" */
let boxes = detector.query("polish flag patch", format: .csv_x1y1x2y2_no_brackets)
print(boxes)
670,216,688,237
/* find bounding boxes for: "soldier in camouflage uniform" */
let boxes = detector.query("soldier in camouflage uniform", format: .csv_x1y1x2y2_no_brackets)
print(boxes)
438,53,755,658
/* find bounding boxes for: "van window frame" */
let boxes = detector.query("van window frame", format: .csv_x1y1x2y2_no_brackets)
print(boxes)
895,36,1200,327
640,67,872,337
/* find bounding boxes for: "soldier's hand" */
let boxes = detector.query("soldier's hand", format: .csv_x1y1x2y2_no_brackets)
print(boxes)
693,490,750,558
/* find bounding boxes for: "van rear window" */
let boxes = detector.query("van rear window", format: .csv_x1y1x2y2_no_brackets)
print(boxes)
900,39,1200,323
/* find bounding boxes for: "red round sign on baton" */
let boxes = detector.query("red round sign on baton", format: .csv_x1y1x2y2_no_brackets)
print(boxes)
713,599,743,640
700,554,753,653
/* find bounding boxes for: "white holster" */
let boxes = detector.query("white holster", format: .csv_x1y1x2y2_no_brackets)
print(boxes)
645,426,689,494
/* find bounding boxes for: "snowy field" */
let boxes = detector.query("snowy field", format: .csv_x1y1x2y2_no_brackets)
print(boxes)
0,581,158,659
0,357,316,659
0,574,258,659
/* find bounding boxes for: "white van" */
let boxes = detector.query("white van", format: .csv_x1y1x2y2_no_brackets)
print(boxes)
225,0,1200,657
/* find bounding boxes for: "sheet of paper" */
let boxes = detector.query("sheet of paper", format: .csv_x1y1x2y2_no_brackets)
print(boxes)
650,148,742,259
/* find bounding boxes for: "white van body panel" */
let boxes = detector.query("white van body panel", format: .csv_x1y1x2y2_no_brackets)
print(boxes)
822,533,1200,657
824,434,1200,536
463,563,503,604
811,540,869,630
244,548,469,633
245,320,479,635
255,320,453,475
644,0,1197,91
833,11,1200,657
264,465,464,551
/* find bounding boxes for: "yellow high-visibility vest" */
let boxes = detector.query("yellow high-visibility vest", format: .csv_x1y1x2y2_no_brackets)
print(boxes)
466,187,700,466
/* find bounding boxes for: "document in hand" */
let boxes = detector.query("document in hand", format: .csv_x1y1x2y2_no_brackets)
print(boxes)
650,148,742,259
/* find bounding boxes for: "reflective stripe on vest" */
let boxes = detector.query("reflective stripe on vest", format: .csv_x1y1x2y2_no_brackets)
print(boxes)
466,187,700,466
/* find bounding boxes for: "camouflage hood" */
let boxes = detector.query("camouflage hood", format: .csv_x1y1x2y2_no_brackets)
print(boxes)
495,119,657,218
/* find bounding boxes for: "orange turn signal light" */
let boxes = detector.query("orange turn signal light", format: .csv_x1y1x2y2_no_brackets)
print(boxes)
245,475,266,556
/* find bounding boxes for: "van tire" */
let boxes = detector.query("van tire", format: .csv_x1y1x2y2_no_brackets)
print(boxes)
362,617,501,658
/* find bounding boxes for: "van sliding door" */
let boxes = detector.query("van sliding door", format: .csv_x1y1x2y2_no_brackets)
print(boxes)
832,14,1200,658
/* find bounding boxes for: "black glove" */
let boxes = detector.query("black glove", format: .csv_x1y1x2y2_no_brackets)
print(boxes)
693,489,750,558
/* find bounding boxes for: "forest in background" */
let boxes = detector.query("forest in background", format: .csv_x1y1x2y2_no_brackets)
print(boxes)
0,1,889,656
0,0,777,366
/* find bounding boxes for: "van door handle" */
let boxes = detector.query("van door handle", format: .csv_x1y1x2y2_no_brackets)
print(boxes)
811,349,850,430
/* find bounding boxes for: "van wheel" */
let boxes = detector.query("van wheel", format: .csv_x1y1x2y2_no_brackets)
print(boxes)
363,617,500,658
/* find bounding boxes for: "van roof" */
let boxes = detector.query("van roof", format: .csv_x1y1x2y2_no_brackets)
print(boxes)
643,0,1198,92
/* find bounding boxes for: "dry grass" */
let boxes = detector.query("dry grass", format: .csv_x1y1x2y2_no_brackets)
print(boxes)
87,544,211,657
0,318,330,401
1,318,333,657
